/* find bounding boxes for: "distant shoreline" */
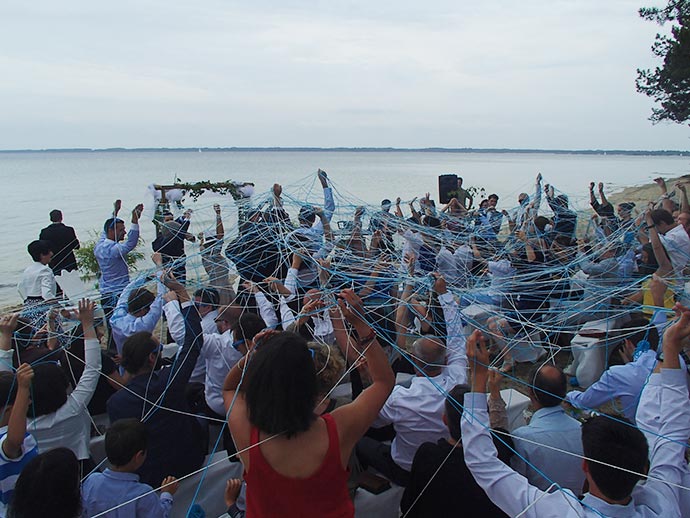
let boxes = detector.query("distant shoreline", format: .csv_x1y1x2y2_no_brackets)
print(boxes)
1,147,689,157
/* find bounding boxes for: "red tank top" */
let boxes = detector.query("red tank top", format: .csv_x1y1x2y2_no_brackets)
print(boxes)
244,413,355,518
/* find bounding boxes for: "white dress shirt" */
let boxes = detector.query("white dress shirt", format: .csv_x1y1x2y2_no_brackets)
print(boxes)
188,309,219,384
110,276,165,355
0,339,101,460
461,367,690,517
372,292,467,470
17,262,56,300
659,224,690,274
165,303,242,416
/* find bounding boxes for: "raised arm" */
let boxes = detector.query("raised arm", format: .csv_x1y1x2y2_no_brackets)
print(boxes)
0,314,17,372
676,182,690,215
433,273,467,380
3,364,33,459
644,210,673,276
65,300,102,411
214,204,225,240
331,290,395,464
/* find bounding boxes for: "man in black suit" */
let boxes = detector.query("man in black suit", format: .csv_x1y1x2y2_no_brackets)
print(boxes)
39,209,80,274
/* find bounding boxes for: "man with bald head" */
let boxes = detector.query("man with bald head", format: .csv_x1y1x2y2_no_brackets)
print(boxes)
356,273,467,486
511,364,584,493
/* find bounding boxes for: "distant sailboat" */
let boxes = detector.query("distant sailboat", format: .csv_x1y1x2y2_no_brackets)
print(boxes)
198,148,202,153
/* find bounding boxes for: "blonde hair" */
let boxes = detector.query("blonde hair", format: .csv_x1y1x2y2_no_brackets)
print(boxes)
308,342,346,397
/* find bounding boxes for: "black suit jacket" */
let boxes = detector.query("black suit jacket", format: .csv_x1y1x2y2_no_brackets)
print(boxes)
39,222,79,273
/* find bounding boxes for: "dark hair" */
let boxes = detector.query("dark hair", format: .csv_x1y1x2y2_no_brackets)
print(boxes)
424,216,441,228
194,287,220,307
0,372,18,411
127,288,155,315
232,313,266,344
298,206,316,225
488,194,499,201
242,332,317,438
8,447,82,518
650,208,674,226
106,418,149,466
444,384,471,441
31,363,69,417
620,317,659,352
121,332,158,374
582,415,648,501
381,199,392,207
49,209,62,222
530,364,566,407
103,217,124,234
618,202,635,213
27,240,51,262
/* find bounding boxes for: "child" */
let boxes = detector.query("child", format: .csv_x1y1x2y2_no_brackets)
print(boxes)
0,362,37,517
81,418,178,518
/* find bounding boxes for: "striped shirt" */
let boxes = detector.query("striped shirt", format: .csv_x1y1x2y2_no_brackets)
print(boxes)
0,429,38,516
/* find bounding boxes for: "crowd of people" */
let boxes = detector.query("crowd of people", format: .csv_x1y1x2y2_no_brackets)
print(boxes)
4,170,690,517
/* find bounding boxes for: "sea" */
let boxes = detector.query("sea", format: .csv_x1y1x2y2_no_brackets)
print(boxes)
2,149,689,306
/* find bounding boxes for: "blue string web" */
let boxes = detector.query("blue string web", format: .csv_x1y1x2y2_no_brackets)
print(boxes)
13,171,690,517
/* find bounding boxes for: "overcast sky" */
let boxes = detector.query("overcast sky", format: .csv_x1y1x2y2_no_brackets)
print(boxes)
1,0,687,150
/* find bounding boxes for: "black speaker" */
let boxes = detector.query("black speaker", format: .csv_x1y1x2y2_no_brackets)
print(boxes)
438,174,458,204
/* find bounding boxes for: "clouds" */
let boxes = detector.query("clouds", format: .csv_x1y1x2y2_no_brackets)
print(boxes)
0,0,686,150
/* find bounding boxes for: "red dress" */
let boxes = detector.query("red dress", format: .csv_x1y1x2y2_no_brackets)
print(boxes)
244,413,355,518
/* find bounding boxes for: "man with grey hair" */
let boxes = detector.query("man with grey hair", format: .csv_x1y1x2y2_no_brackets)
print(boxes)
356,272,467,486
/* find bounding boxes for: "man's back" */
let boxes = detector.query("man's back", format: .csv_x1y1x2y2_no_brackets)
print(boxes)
39,222,79,273
512,407,584,493
401,439,507,518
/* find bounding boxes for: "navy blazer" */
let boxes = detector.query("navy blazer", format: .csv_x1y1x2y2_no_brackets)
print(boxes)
107,304,205,487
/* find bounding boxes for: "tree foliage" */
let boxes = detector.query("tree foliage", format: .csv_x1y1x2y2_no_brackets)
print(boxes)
636,0,690,124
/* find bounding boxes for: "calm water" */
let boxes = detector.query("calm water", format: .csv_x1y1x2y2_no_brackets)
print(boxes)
2,150,688,306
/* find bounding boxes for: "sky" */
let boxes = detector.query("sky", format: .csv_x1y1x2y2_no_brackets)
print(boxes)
1,0,688,151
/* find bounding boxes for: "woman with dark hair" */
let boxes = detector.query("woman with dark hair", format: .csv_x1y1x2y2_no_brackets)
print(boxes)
8,447,82,518
223,289,395,517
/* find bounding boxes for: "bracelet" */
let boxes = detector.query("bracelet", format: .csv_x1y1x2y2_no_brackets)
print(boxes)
357,330,376,346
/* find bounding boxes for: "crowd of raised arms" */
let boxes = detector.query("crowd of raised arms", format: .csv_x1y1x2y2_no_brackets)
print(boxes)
3,169,690,517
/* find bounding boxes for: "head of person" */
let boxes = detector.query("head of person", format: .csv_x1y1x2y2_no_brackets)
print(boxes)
0,372,19,427
162,211,174,223
121,331,162,376
127,288,155,317
619,317,659,360
381,199,392,212
534,215,550,235
528,364,566,409
193,287,220,317
550,236,577,263
479,199,489,209
518,193,529,206
638,243,659,275
487,194,499,208
49,209,63,223
27,240,52,265
30,362,70,417
103,217,126,242
8,447,82,518
106,418,149,470
443,384,471,441
298,205,316,227
617,202,635,219
457,177,463,188
676,211,690,234
215,305,242,335
581,415,648,502
309,342,346,400
231,312,266,355
649,208,675,234
411,336,447,377
241,331,317,438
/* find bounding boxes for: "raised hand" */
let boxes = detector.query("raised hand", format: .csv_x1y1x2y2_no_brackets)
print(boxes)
77,299,96,328
337,289,368,330
161,476,179,495
15,363,34,390
113,199,122,215
431,272,447,295
0,314,19,336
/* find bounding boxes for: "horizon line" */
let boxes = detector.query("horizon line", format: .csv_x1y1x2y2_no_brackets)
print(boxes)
1,146,689,156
